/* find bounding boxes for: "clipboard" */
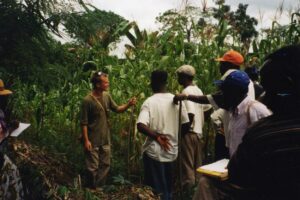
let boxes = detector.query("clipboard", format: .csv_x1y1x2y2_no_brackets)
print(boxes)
197,159,229,180
10,123,30,137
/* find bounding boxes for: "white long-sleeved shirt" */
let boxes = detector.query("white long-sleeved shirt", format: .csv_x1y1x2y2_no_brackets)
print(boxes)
227,96,272,156
208,69,256,147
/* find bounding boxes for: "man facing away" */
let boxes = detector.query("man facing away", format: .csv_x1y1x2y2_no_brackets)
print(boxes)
137,70,189,200
80,71,136,189
175,65,211,192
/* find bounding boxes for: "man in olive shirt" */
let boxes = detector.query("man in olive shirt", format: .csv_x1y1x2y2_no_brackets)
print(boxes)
81,71,136,189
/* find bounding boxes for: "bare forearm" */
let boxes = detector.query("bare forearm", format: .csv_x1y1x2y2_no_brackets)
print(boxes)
116,103,130,113
137,123,158,140
187,95,209,104
82,125,89,142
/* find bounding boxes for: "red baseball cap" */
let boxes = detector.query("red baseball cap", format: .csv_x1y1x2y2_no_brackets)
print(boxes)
215,50,244,66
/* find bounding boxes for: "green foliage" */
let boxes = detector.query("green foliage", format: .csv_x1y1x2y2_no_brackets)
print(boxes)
1,0,300,198
63,6,128,48
212,1,258,51
230,4,258,42
113,174,132,185
0,0,86,85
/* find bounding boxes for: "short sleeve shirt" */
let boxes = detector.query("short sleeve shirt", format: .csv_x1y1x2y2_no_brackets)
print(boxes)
182,85,211,137
137,93,189,162
80,92,118,146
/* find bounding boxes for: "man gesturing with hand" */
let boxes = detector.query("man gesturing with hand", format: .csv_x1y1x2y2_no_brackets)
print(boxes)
80,71,136,189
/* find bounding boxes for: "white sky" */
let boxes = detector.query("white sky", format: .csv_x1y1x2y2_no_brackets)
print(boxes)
85,0,299,57
89,0,300,31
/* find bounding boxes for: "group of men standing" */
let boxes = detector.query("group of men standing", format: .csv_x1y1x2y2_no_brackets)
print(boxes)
80,45,300,200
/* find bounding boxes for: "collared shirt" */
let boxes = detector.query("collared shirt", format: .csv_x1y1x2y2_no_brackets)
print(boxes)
208,69,256,148
182,85,211,138
137,93,189,162
227,96,272,156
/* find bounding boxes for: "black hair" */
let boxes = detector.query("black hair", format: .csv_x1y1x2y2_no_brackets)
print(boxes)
177,72,194,81
261,44,300,96
260,44,300,114
151,70,168,92
245,65,259,81
219,61,240,75
82,61,97,72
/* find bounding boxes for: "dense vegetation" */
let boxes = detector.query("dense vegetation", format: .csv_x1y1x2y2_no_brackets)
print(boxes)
1,0,299,199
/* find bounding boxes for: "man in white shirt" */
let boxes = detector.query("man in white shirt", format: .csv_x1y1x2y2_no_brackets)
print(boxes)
176,65,211,191
137,70,189,200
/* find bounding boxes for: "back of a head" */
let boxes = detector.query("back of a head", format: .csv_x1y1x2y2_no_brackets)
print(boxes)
151,70,168,92
82,61,97,72
260,44,300,114
216,50,244,75
176,65,195,77
245,65,259,81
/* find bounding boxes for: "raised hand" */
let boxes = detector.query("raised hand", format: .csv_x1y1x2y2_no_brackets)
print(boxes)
128,97,137,106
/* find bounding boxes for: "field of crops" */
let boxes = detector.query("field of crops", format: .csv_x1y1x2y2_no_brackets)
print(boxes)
0,0,299,199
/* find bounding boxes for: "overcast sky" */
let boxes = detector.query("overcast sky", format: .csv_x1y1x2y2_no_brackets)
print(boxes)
89,0,300,31
83,0,299,57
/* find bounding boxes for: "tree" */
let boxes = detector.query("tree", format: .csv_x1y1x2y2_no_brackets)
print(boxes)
156,6,203,42
229,4,258,43
212,0,258,49
0,0,85,86
63,5,128,49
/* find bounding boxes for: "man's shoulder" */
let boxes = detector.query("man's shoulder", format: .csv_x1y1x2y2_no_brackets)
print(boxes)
82,93,92,100
149,93,174,100
248,100,270,114
249,100,267,109
141,93,174,107
103,91,111,97
245,115,300,142
183,85,202,94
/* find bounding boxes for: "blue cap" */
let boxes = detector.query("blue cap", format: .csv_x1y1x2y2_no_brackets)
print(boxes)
214,70,250,89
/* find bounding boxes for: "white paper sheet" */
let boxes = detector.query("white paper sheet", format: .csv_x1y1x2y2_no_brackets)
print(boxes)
200,159,229,173
10,123,30,137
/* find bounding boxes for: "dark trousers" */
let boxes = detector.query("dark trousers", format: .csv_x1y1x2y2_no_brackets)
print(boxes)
143,153,173,200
